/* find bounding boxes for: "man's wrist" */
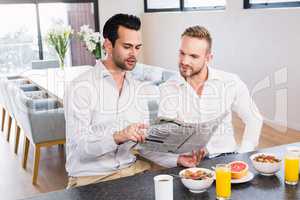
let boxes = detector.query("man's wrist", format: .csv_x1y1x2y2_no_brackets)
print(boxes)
113,131,123,145
177,155,182,167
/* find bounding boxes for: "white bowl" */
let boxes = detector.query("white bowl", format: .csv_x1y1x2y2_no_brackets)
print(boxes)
179,168,214,193
250,153,282,176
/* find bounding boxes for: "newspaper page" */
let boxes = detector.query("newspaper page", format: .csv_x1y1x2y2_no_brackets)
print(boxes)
135,112,228,154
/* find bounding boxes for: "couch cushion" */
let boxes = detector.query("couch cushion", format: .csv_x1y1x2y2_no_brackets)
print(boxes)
132,63,164,85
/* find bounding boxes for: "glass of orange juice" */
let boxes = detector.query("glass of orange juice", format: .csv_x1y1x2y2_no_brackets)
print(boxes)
216,164,231,200
285,148,299,185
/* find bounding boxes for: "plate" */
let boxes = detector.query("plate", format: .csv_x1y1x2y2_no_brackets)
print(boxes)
231,171,254,184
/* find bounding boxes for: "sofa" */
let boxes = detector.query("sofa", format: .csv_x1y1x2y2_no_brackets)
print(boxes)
131,63,179,124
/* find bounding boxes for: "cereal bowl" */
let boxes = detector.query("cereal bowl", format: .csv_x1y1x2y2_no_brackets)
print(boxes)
250,153,281,176
179,167,214,193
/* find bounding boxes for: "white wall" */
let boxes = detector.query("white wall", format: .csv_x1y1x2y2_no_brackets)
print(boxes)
98,0,145,60
141,0,300,130
98,0,144,30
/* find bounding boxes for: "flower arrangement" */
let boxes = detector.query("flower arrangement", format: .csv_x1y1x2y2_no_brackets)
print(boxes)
46,24,73,69
78,25,102,60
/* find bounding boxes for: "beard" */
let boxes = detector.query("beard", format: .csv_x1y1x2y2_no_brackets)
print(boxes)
112,54,137,71
179,63,204,79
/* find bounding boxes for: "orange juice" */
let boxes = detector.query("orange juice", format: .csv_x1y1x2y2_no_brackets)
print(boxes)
216,164,231,199
285,156,299,185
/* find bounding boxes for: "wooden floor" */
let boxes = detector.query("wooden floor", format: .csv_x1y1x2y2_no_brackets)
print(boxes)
1,113,300,200
0,119,67,200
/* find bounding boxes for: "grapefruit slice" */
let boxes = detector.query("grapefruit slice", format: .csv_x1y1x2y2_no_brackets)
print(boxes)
229,161,249,179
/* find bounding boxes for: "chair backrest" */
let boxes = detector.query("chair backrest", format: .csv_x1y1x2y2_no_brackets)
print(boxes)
8,85,33,139
1,77,30,115
0,78,5,105
10,85,65,144
132,63,180,85
19,83,40,92
132,63,164,85
31,59,59,70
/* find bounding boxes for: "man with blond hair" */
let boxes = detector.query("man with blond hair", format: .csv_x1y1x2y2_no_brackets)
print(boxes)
158,26,263,158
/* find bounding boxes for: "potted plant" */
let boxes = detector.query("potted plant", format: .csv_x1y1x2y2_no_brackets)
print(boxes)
46,23,73,69
78,25,102,61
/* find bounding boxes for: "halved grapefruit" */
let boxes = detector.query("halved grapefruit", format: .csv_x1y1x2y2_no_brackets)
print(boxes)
229,161,249,179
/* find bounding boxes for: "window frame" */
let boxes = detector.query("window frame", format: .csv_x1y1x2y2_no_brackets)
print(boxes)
244,0,300,9
182,0,225,11
144,0,182,13
0,0,99,60
144,0,225,13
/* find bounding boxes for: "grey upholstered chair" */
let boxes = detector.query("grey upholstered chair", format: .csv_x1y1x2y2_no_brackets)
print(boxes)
0,76,28,132
31,59,59,69
0,77,31,142
7,85,48,154
10,85,65,185
19,83,40,92
0,78,6,133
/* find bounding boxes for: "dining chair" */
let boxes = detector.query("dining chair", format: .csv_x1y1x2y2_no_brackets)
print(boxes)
11,85,65,185
7,85,48,154
0,77,31,142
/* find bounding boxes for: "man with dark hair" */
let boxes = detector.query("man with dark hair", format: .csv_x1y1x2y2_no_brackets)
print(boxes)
64,14,202,188
103,13,141,46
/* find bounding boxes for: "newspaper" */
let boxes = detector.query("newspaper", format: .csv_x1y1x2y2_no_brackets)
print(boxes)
135,112,228,154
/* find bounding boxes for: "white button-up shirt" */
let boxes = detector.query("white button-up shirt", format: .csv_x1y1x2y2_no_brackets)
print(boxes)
64,62,178,177
158,67,263,156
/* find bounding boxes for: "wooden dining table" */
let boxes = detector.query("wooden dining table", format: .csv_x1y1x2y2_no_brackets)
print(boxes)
22,142,300,200
21,65,93,102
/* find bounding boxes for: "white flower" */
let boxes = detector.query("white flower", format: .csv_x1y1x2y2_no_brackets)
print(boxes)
87,42,96,52
45,23,73,69
92,32,101,43
80,25,93,34
78,24,102,59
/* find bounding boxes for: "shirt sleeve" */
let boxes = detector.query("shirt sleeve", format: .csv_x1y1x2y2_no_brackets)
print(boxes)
232,78,263,153
136,82,179,168
64,80,118,161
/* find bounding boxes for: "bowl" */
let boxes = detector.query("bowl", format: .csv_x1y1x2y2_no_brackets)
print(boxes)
179,168,214,193
250,153,281,176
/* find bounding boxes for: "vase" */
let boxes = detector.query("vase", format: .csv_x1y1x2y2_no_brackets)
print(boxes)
95,59,102,67
58,57,65,70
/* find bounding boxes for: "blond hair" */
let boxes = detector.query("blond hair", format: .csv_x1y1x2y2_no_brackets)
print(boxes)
181,26,212,52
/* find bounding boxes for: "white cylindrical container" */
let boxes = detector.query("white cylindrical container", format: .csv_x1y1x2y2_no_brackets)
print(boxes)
154,174,173,200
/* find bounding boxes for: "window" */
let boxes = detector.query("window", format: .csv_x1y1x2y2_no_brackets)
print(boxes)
144,0,226,12
0,0,99,74
145,0,181,12
39,2,98,67
0,4,39,74
244,0,300,9
183,0,225,11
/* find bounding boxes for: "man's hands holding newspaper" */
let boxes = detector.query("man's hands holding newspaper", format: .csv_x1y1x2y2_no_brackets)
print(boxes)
177,149,207,167
113,123,207,168
113,123,148,145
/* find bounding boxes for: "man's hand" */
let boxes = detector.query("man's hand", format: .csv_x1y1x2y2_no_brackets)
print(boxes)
177,148,207,168
113,123,149,145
